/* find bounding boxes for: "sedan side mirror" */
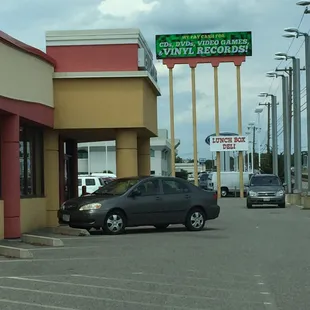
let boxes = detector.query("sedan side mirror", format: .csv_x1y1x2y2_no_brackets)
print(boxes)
130,188,141,197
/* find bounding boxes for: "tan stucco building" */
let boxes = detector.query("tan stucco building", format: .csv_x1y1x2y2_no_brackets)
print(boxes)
0,29,160,239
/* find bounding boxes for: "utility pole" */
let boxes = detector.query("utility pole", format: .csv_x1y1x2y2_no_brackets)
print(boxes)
276,67,293,147
259,102,271,153
253,125,256,168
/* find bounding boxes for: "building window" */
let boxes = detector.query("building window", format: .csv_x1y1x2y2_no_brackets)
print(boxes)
20,126,44,197
85,178,96,186
150,149,155,157
78,150,88,159
162,150,167,160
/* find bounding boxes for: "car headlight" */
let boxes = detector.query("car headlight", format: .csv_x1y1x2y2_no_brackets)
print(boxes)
61,203,65,210
249,191,257,197
79,203,102,211
276,190,285,196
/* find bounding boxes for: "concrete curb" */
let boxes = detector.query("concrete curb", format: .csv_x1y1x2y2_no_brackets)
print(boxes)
286,202,308,210
51,226,90,236
0,245,33,259
22,234,64,247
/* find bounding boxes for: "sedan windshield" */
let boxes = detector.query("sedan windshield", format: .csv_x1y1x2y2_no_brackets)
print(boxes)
93,178,140,195
251,176,281,186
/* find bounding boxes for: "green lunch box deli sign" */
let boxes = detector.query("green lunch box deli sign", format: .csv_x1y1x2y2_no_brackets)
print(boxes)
155,31,252,59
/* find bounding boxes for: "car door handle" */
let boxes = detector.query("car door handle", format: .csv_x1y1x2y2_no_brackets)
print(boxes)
185,194,191,199
155,196,162,200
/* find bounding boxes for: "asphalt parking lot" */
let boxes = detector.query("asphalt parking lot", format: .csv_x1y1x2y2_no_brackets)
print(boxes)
0,198,310,309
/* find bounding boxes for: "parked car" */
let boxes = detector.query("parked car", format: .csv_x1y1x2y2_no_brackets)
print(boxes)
58,176,220,235
246,174,286,208
78,175,104,196
199,172,209,189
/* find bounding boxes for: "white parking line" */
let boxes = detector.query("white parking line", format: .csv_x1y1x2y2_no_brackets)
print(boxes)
125,270,253,285
0,255,126,263
71,274,265,294
0,285,207,310
0,298,77,309
7,276,217,301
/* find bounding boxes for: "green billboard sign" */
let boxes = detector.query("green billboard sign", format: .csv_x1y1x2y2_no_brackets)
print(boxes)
155,31,252,59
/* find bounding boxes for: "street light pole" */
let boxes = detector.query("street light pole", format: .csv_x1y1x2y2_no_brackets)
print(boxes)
266,72,291,192
305,35,310,194
248,122,255,173
258,92,278,175
255,108,263,170
292,57,302,192
275,52,302,192
271,95,278,176
245,131,251,171
282,76,292,192
275,67,293,166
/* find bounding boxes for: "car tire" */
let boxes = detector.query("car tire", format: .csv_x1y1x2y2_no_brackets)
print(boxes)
278,203,286,208
185,208,206,231
221,187,228,197
103,210,126,235
154,224,169,230
247,202,252,209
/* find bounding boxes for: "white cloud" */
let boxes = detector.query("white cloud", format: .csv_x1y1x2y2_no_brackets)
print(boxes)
98,0,158,18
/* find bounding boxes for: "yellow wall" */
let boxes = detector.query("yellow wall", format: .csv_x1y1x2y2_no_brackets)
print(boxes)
44,129,60,227
53,77,158,136
0,43,54,107
20,198,47,233
143,80,158,136
0,200,3,239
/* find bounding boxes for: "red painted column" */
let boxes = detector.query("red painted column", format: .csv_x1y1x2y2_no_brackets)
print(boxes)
1,115,20,238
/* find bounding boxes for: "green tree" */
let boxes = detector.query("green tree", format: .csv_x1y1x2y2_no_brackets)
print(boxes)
175,156,183,163
205,160,213,170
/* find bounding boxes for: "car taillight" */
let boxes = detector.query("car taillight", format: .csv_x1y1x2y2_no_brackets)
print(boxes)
213,192,217,200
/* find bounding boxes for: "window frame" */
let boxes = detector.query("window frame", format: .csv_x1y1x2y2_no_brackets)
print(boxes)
85,178,96,186
20,125,44,198
136,179,162,197
161,178,190,195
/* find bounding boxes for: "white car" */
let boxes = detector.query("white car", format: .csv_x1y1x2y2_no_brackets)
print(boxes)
78,175,104,196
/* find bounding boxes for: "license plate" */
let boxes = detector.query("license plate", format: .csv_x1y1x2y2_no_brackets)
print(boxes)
62,214,70,222
263,198,270,202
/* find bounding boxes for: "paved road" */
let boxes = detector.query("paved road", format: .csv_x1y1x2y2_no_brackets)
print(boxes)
0,199,310,309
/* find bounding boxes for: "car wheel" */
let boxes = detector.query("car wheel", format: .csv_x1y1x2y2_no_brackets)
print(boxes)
221,187,228,197
103,211,126,235
247,202,252,209
185,208,206,231
278,203,286,208
154,224,169,230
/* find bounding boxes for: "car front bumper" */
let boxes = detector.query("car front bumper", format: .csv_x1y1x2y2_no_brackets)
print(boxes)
58,209,108,229
247,196,285,205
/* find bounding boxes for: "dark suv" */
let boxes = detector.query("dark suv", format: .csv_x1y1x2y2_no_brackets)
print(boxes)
246,174,286,208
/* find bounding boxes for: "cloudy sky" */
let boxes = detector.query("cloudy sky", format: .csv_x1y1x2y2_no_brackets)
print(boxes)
1,0,308,158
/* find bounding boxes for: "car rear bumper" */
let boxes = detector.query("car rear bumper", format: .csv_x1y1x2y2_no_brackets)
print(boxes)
247,196,285,205
58,209,107,229
206,205,220,220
